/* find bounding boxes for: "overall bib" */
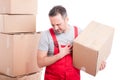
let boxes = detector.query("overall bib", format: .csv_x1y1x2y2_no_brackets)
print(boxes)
45,27,80,80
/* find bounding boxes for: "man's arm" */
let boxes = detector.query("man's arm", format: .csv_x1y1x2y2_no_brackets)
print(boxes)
37,43,72,68
37,50,62,68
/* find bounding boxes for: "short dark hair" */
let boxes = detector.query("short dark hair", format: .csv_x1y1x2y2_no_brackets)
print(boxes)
49,5,67,19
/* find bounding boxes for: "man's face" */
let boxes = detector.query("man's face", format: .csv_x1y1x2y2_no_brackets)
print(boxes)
49,14,68,34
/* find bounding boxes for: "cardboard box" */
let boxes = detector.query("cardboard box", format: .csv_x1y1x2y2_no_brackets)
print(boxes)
0,32,41,77
73,21,114,76
0,0,37,14
0,71,42,80
0,15,36,33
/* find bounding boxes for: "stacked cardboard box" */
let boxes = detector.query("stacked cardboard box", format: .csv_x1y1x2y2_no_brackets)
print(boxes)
0,32,41,76
0,0,42,79
73,21,114,76
0,0,37,14
0,71,42,80
0,15,36,33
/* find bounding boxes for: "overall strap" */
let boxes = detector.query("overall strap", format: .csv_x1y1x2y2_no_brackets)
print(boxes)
49,28,59,54
74,26,78,38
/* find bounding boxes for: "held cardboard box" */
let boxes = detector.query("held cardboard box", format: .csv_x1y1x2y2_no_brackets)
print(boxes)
0,71,42,80
0,0,37,14
0,15,36,33
0,32,41,77
73,21,114,76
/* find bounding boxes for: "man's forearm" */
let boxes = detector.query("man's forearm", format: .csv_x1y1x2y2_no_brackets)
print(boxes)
37,53,62,68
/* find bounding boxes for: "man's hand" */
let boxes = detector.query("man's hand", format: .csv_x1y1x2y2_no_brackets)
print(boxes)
99,61,106,71
58,43,72,58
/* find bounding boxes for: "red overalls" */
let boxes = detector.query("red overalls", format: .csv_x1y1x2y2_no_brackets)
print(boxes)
45,27,80,80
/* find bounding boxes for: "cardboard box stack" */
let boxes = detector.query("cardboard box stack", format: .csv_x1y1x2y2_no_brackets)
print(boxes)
0,0,42,79
73,21,114,76
0,71,42,80
0,0,37,33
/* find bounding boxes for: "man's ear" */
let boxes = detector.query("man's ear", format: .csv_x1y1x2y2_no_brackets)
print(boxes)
65,16,69,22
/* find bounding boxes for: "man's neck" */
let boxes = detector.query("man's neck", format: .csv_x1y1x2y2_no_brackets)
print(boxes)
64,25,70,33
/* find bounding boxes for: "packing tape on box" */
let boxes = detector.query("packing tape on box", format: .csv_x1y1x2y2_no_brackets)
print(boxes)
0,15,4,32
6,67,10,76
20,33,24,38
6,36,10,48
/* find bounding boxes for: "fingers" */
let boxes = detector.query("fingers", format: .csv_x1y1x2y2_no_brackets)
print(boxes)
66,42,72,49
58,42,72,54
66,43,72,53
99,61,106,71
58,43,61,49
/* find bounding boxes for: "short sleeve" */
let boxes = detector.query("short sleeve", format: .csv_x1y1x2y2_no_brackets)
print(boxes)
38,31,49,51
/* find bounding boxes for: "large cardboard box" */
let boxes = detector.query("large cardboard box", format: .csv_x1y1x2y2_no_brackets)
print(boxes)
73,21,114,76
0,15,36,33
0,71,42,80
0,32,41,77
0,0,37,14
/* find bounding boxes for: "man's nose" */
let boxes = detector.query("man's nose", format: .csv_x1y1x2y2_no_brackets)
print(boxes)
54,26,59,30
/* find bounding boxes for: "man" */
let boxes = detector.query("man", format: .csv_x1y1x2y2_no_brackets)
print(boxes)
37,5,106,80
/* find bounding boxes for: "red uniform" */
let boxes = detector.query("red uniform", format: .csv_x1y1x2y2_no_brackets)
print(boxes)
45,27,80,80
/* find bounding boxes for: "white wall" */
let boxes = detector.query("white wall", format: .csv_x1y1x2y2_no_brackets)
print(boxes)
37,0,120,80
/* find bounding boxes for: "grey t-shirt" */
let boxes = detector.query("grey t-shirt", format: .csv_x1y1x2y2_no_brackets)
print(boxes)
38,25,82,56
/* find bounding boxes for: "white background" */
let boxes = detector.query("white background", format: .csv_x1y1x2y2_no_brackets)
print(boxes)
36,0,120,80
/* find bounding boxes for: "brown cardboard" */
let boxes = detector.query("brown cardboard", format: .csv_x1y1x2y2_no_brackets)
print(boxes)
0,71,42,80
0,0,37,14
0,15,36,33
73,21,114,76
0,32,41,77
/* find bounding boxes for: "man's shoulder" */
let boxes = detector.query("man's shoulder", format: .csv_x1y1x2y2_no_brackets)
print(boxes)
41,29,50,35
40,29,51,39
70,25,82,33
